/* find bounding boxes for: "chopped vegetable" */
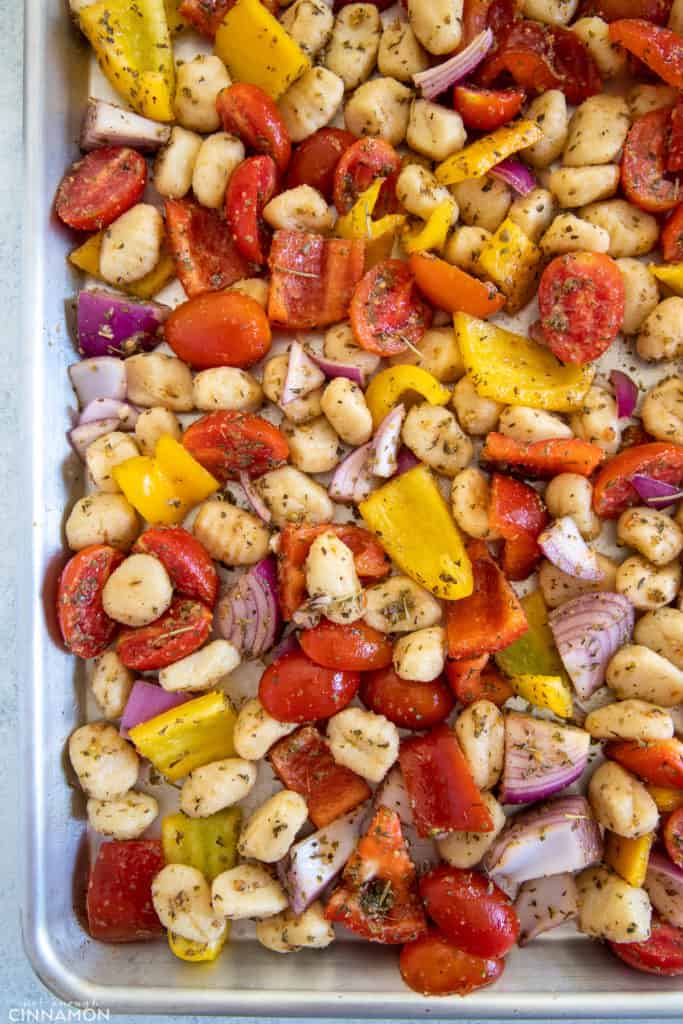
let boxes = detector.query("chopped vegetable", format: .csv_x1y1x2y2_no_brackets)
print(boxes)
259,648,360,723
183,411,289,482
609,19,683,89
215,0,310,98
477,217,542,313
281,808,363,915
435,121,542,186
500,711,590,804
490,157,535,195
350,260,431,357
420,865,519,959
80,97,171,152
538,516,604,582
496,590,568,682
409,253,505,318
605,738,683,789
399,929,505,997
69,232,175,300
548,592,634,701
509,674,573,718
593,443,683,518
55,147,147,232
268,231,365,329
69,357,127,408
57,545,124,659
86,840,164,942
120,679,189,739
364,366,450,427
481,433,604,478
165,199,255,298
609,915,683,976
133,526,218,605
336,178,405,242
489,474,548,581
402,201,453,255
515,873,578,946
76,289,169,358
113,435,219,525
413,29,493,99
445,656,514,707
611,370,638,419
604,831,654,888
216,557,281,659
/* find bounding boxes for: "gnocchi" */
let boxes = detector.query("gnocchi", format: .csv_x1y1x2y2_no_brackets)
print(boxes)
617,507,683,566
436,791,506,868
282,417,342,474
642,377,683,443
637,299,683,362
153,127,202,199
584,699,673,742
393,626,446,682
588,761,659,838
406,100,466,162
344,77,413,146
174,56,231,132
364,576,442,633
238,789,308,862
320,378,373,446
279,67,345,143
451,175,512,234
256,902,334,953
90,650,134,719
607,644,683,707
68,722,139,800
193,501,271,566
193,367,263,413
305,530,363,624
192,132,245,209
577,865,651,943
102,553,173,627
233,698,298,761
280,0,334,58
498,406,571,444
100,204,164,286
616,555,681,611
327,707,399,782
152,864,226,944
211,863,288,920
180,758,257,818
378,19,429,82
87,790,159,840
454,700,504,791
66,493,139,551
325,5,381,92
562,95,630,167
451,467,499,540
402,402,473,475
85,431,139,493
256,466,334,526
159,639,240,693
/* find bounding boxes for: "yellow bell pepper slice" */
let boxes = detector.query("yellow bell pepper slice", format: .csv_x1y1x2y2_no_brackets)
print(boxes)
509,674,573,718
403,200,454,255
69,232,175,300
130,691,237,781
647,785,683,812
215,0,310,98
477,218,542,314
496,591,568,682
77,0,175,122
164,0,188,34
168,931,226,963
435,121,542,185
360,465,473,600
650,263,683,296
604,831,654,888
155,435,219,506
365,366,450,427
336,178,406,243
454,312,594,412
113,436,219,524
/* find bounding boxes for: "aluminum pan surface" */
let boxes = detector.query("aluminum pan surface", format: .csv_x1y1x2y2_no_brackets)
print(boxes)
19,0,683,1015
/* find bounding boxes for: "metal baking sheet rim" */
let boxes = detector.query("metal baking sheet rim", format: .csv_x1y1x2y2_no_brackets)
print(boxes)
18,0,683,1016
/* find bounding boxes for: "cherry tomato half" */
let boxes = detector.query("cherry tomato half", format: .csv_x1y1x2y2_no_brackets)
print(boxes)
117,597,213,671
259,648,360,722
420,865,520,959
57,544,124,659
665,807,683,868
285,128,356,201
400,929,505,997
133,526,218,606
216,83,291,173
182,410,289,481
609,915,683,975
165,291,272,370
333,138,401,215
225,154,279,266
55,146,147,231
453,84,525,131
622,108,681,213
351,259,430,357
360,666,455,729
299,620,393,671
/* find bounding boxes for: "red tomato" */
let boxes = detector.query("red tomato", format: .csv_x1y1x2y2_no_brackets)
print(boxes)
183,410,288,481
606,738,683,788
445,657,514,707
668,98,683,171
116,597,213,671
622,109,681,213
164,198,255,298
259,648,360,722
351,259,430,357
86,840,165,943
453,84,525,131
333,138,401,215
537,253,625,364
593,443,683,518
299,620,393,671
461,0,517,48
609,19,683,88
609,915,683,975
420,865,520,959
285,128,356,200
133,526,218,606
225,155,279,265
57,545,124,659
579,0,671,21
661,204,683,261
165,292,272,370
54,146,147,231
400,929,505,997
665,807,683,868
360,666,455,729
216,83,291,173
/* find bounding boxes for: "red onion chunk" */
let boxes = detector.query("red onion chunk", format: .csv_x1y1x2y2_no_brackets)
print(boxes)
69,356,127,408
239,471,272,524
280,807,364,915
77,289,169,358
370,404,406,479
413,29,493,99
374,766,413,827
216,557,281,658
80,97,171,152
515,872,578,945
491,158,536,196
631,474,683,508
501,711,590,805
120,679,190,739
69,418,121,460
645,849,683,929
329,441,376,503
78,399,139,429
538,516,603,582
281,341,325,405
483,795,603,885
308,350,365,388
611,369,638,419
548,592,634,701
394,447,420,477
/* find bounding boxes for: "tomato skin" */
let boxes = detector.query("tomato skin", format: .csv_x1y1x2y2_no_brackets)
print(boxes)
400,929,505,997
165,291,272,370
609,915,683,975
453,84,525,131
285,128,356,201
333,138,401,215
665,807,683,868
259,649,360,722
606,738,683,788
461,0,517,49
116,597,213,671
360,666,455,730
299,620,393,671
622,109,681,213
224,155,279,266
86,840,165,942
593,443,683,519
579,0,671,21
537,253,625,364
165,198,255,298
668,98,683,172
55,147,147,231
216,83,291,174
609,19,683,88
183,410,289,481
662,204,683,262
351,259,431,357
57,545,124,659
133,526,218,606
420,865,520,959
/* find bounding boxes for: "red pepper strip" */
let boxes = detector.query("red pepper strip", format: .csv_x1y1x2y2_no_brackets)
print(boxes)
481,432,605,478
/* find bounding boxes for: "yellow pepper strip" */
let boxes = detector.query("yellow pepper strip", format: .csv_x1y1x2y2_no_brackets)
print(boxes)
77,0,175,122
215,0,310,98
336,178,406,244
155,435,219,506
454,312,594,412
113,435,219,525
402,200,454,255
647,785,683,812
477,218,542,314
168,931,226,963
510,674,573,719
360,465,473,601
496,591,569,682
69,232,175,300
164,0,188,34
365,366,450,427
604,831,654,888
130,691,237,781
650,263,683,296
435,121,542,186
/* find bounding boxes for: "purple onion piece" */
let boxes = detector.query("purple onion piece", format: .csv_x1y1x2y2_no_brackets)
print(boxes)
631,474,683,508
611,369,638,419
538,516,604,582
307,350,365,387
78,398,139,429
515,873,579,945
490,157,536,196
500,712,590,805
281,341,325,405
77,289,169,358
80,97,171,152
69,418,121,460
239,471,271,523
120,680,190,739
548,592,634,700
215,557,281,659
370,404,406,479
281,808,364,914
328,441,376,504
69,356,127,408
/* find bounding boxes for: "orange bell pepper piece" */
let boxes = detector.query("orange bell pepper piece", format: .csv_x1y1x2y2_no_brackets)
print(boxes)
409,252,505,318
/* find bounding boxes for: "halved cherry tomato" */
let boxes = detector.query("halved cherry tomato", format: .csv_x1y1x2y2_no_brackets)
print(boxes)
489,473,548,581
482,433,605,478
86,840,165,943
299,620,393,671
453,84,525,131
333,138,401,215
225,154,279,265
259,648,360,722
133,526,218,606
445,657,514,706
400,929,505,997
665,806,683,867
351,259,431,357
55,146,147,231
622,109,681,213
360,666,455,729
661,204,683,261
420,865,520,959
461,0,518,49
57,544,124,659
164,198,254,298
409,252,505,318
606,738,683,788
216,83,291,173
579,0,671,22
609,915,683,975
178,0,278,35
537,252,625,364
593,443,683,518
285,128,356,201
668,98,683,172
117,597,213,671
165,292,272,370
183,411,289,481
609,19,683,88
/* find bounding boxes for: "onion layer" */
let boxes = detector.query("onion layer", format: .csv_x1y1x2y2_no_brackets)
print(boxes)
120,679,190,739
413,29,493,99
500,711,590,805
515,872,578,945
491,158,536,195
611,369,638,419
69,357,127,408
77,288,169,358
281,341,325,405
631,474,683,508
279,807,364,915
538,516,603,581
216,557,281,658
548,592,634,701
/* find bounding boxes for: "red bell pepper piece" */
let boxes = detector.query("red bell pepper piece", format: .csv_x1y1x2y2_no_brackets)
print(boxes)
269,725,371,827
164,198,255,297
481,432,605,478
662,204,683,262
86,840,165,942
606,738,683,789
489,472,549,580
446,656,514,706
669,98,683,172
593,443,683,519
609,19,683,89
399,724,495,837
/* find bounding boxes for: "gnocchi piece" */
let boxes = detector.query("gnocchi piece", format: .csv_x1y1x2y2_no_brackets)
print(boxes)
634,607,683,671
403,402,473,476
85,431,139,493
617,507,683,567
451,467,499,541
522,91,568,169
66,493,139,551
134,406,182,454
539,554,617,608
585,699,673,742
507,188,556,243
193,367,263,413
454,700,504,791
102,552,173,627
571,17,627,78
87,791,159,840
125,352,194,412
408,0,463,54
607,644,683,707
344,77,413,146
228,278,270,308
256,901,334,953
263,185,334,234
364,576,442,633
540,213,610,256
390,326,465,382
320,378,373,446
569,386,620,455
547,165,620,208
452,376,502,437
393,626,446,682
627,83,679,120
68,722,139,800
616,555,681,611
193,501,270,566
238,789,308,862
305,530,363,624
436,791,506,868
152,864,226,945
642,377,683,444
396,163,457,223
406,99,466,162
444,225,491,275
580,199,658,258
99,204,164,286
577,865,652,943
262,354,324,424
617,257,660,335
181,758,257,818
90,650,134,719
378,19,429,82
159,639,240,693
327,707,399,782
325,4,381,91
451,175,512,234
192,133,245,209
283,417,342,475
637,298,683,361
562,95,630,167
324,322,380,379
256,466,334,526
588,761,659,838
174,56,231,133
233,698,298,761
211,863,288,920
544,474,600,541
280,0,334,58
153,126,202,199
521,0,577,23
498,406,572,444
279,67,345,143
